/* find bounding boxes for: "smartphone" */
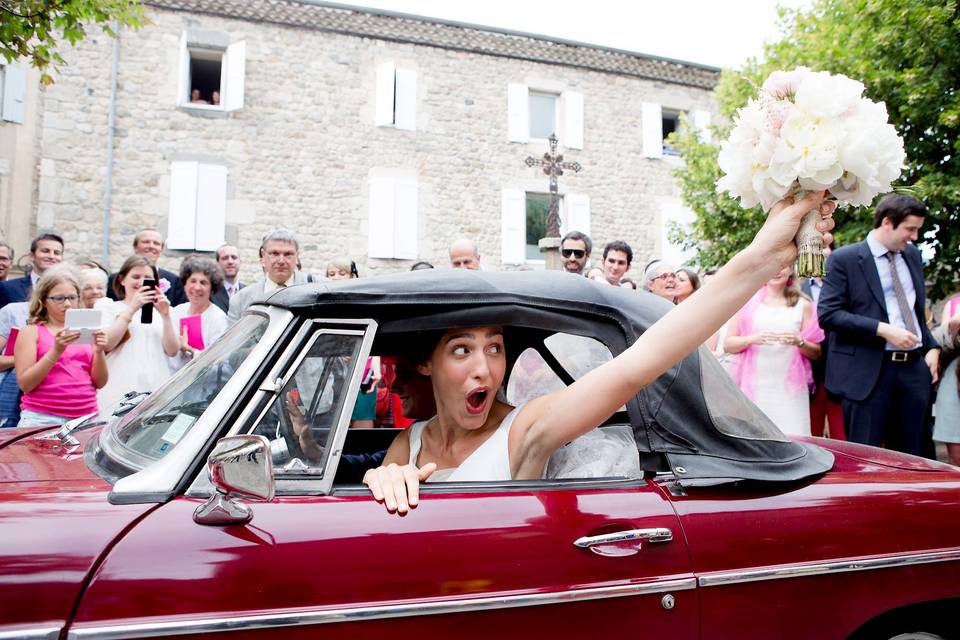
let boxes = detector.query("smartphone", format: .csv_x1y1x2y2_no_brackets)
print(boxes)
359,367,375,394
66,309,103,345
140,278,156,324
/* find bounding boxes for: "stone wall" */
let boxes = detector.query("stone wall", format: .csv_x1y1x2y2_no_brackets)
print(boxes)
31,6,714,283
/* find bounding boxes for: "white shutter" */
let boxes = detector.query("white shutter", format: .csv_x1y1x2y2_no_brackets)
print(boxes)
394,68,416,131
500,189,526,265
393,178,419,259
177,32,190,107
194,164,228,251
223,41,246,111
1,65,26,124
167,162,199,250
368,176,396,258
375,62,396,127
564,193,591,238
507,83,529,143
642,102,663,159
693,109,711,142
563,91,584,150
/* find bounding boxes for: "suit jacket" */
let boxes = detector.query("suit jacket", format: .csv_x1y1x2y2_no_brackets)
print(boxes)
817,239,937,402
108,267,187,306
211,281,244,314
0,276,32,309
227,273,312,324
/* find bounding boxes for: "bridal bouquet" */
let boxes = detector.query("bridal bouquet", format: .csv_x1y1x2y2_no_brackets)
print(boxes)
716,67,905,276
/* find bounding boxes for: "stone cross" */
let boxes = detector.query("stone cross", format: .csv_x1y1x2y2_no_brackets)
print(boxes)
524,133,582,240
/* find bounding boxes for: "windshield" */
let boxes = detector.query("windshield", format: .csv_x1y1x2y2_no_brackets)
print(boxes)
103,315,269,470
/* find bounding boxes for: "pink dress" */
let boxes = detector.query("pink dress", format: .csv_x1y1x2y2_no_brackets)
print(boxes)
21,325,98,418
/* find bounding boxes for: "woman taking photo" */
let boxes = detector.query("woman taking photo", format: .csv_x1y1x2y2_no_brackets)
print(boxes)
723,266,823,436
14,266,108,427
96,256,179,412
168,256,228,371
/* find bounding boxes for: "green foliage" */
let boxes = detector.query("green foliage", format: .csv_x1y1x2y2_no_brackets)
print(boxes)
670,0,960,298
1,0,146,84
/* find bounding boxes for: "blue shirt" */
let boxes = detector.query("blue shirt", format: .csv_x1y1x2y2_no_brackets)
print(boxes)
866,231,921,351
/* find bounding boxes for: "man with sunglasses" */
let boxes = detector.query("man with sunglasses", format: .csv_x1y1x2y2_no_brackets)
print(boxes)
560,231,592,275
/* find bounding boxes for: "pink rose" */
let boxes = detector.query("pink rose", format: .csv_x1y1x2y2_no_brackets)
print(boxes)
158,278,171,294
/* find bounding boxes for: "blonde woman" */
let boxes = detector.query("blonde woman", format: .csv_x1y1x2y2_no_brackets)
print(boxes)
14,266,108,427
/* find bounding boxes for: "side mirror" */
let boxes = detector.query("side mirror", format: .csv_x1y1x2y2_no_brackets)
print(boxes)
194,435,275,526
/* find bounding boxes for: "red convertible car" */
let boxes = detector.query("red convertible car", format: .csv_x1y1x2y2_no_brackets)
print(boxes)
1,270,958,640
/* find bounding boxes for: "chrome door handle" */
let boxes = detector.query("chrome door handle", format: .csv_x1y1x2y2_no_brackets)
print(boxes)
574,528,673,548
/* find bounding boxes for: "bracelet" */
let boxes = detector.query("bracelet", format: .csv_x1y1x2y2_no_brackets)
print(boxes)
118,312,133,323
798,338,806,348
43,353,58,365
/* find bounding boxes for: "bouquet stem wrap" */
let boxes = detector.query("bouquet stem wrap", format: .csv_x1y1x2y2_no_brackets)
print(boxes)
796,207,824,277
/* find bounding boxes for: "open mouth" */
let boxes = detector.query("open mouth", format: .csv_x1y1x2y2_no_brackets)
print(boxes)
465,388,489,415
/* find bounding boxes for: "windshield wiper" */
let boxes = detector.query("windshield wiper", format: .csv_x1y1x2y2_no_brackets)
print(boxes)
111,390,151,417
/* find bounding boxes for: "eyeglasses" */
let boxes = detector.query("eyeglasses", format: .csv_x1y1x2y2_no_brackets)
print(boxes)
650,272,677,283
561,249,586,259
47,294,79,304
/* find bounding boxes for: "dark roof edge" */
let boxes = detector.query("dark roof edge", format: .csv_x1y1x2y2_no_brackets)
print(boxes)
299,0,722,74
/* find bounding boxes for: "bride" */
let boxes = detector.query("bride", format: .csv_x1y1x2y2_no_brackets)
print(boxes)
364,192,837,514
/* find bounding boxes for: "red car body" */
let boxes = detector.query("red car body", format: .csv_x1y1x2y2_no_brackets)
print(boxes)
1,271,957,640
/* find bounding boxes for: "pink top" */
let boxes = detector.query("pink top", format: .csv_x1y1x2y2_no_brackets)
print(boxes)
21,325,98,418
949,295,959,317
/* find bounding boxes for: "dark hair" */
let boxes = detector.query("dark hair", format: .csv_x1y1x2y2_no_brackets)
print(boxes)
30,232,64,254
180,255,224,294
873,194,928,229
704,267,719,276
603,240,633,266
619,277,637,290
561,230,592,255
112,255,156,299
677,268,701,292
410,261,434,271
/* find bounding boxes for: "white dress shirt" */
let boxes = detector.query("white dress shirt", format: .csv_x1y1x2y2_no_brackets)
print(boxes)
866,231,921,351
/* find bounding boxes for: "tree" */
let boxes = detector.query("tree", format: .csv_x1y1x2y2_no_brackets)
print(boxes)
670,0,960,299
1,0,146,84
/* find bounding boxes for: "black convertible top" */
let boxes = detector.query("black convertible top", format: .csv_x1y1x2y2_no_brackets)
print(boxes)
265,270,833,486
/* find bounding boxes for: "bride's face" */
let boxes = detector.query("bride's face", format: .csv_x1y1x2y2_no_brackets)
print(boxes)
418,326,506,430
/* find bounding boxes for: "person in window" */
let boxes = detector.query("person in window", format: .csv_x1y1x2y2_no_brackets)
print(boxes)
168,256,228,372
190,89,209,104
362,192,836,515
212,90,220,106
14,267,108,427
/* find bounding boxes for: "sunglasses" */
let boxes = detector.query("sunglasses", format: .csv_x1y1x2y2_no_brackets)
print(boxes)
561,248,586,259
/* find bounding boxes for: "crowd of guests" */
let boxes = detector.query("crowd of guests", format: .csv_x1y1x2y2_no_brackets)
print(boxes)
0,192,956,469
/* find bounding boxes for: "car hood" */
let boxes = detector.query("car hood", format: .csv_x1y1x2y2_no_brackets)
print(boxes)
800,436,958,472
0,427,158,632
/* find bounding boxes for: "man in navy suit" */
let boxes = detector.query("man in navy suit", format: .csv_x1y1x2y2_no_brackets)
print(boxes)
211,244,244,313
818,195,939,455
0,232,64,309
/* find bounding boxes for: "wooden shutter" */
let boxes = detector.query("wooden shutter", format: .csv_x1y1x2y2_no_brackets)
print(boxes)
564,193,591,238
167,162,199,250
500,189,526,265
507,84,529,143
394,68,416,131
393,177,419,259
195,164,228,251
368,176,396,258
177,32,190,107
223,41,246,112
375,62,396,127
1,65,26,123
563,91,584,150
693,110,711,142
642,102,663,159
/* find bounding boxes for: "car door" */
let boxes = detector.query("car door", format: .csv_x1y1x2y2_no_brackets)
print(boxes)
68,321,698,639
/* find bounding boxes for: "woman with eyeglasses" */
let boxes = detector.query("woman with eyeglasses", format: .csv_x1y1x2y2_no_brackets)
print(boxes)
13,266,108,427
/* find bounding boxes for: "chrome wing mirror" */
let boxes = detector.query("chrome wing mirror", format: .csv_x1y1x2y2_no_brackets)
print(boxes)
194,435,275,526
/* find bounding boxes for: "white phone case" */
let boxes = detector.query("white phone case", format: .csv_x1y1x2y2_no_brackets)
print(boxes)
65,309,103,345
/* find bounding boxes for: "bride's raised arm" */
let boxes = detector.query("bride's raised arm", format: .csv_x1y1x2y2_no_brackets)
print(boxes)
512,191,835,473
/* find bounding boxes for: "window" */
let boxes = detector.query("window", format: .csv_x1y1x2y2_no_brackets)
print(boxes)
368,170,419,259
177,32,245,111
643,103,712,159
375,62,416,131
166,161,227,251
662,110,681,155
1,64,25,124
528,92,558,140
507,84,583,148
501,189,590,266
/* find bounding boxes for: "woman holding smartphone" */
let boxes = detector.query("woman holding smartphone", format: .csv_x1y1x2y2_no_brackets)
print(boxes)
95,256,179,414
14,266,108,427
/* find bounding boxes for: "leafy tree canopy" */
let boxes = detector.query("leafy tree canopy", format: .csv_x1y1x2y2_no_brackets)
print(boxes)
670,0,959,299
1,0,146,84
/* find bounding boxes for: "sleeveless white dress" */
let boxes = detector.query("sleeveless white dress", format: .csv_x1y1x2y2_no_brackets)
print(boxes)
750,300,812,436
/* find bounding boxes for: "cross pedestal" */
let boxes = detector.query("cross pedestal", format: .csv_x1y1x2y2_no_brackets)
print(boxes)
538,237,563,270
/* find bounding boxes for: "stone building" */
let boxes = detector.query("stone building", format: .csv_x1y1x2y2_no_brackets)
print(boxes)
0,0,719,282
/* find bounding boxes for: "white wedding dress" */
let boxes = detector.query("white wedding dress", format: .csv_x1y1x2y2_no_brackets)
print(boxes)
749,300,811,436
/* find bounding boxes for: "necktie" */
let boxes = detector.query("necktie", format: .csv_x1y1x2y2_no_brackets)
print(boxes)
885,252,918,336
